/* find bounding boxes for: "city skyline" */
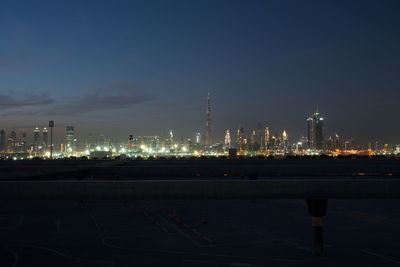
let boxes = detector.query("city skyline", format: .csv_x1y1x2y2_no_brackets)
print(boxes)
0,106,398,156
1,1,400,143
0,105,398,147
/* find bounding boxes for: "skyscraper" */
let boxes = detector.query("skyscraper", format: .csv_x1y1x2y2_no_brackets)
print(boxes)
307,110,324,150
42,127,48,148
205,92,212,146
169,130,174,144
21,131,27,152
8,130,17,153
249,130,257,151
236,127,244,152
264,127,270,150
66,126,75,153
224,130,231,149
34,127,41,148
257,123,263,150
0,130,5,153
195,133,201,144
282,130,288,152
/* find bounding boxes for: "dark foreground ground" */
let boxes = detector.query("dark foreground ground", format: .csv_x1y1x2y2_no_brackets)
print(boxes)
0,199,399,267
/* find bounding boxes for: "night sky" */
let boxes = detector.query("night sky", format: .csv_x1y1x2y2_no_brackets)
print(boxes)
1,0,399,144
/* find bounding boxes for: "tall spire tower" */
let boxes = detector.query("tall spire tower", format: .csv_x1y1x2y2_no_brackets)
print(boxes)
205,92,212,146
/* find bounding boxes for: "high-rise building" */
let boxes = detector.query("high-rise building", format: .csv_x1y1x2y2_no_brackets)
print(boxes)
236,127,245,152
307,110,324,150
249,130,258,151
264,127,270,150
34,127,41,148
334,133,340,150
282,130,288,152
205,92,212,146
128,134,134,152
0,129,6,153
66,126,75,153
257,123,263,150
271,135,278,151
42,127,48,148
21,131,27,152
169,130,174,144
8,130,17,153
195,133,201,144
224,130,231,149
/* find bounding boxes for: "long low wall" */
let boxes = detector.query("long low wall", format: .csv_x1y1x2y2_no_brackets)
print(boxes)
89,159,400,178
1,159,400,180
1,179,399,200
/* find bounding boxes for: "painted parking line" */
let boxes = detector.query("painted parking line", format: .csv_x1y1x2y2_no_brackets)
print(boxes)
102,238,325,263
362,250,400,264
15,244,115,266
182,258,264,266
2,246,19,267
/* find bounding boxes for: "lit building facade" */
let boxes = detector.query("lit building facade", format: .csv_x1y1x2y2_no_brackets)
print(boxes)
34,127,41,150
0,130,5,153
307,110,324,150
42,127,48,148
224,130,231,149
66,126,75,153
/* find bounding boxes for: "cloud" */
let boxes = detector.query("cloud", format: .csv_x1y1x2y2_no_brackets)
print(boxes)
50,83,153,115
0,91,54,110
0,83,154,116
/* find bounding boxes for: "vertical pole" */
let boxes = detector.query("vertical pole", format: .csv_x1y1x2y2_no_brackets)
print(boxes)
306,199,328,256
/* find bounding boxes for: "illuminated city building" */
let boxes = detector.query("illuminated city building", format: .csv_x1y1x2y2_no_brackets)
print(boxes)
236,127,245,152
205,92,212,146
128,135,134,152
21,131,27,152
7,130,17,153
384,144,390,153
136,136,159,153
34,127,40,150
334,133,341,150
42,127,48,148
66,126,75,153
264,127,270,151
282,130,288,152
169,130,174,145
249,130,259,151
282,130,288,142
326,136,334,151
195,133,201,144
307,110,324,150
256,123,263,150
271,135,278,151
224,130,231,149
0,129,6,153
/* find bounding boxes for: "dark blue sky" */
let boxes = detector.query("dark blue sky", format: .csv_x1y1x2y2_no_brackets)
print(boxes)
1,0,399,143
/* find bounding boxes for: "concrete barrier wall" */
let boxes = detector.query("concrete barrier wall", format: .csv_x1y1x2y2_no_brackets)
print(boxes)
90,159,400,177
1,159,400,180
0,179,399,200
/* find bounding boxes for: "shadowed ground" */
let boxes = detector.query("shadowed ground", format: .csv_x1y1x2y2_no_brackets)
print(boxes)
0,199,399,267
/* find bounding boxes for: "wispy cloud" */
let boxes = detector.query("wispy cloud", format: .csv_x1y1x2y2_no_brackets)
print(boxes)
0,83,154,116
0,91,54,110
50,83,153,115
